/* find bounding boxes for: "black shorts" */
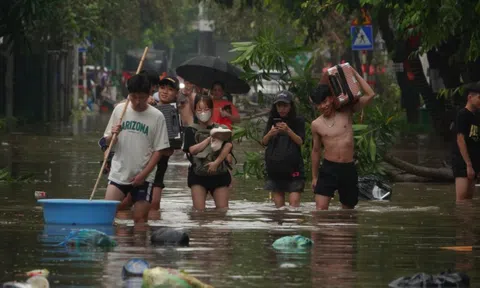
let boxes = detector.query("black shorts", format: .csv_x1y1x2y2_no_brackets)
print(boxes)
108,180,153,203
314,159,359,208
153,156,170,188
264,178,305,193
452,154,479,179
187,169,231,193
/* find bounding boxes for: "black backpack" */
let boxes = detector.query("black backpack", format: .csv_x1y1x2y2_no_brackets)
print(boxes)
265,132,301,180
156,103,183,149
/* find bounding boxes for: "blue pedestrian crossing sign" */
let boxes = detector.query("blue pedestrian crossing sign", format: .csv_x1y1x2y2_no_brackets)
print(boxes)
351,25,374,51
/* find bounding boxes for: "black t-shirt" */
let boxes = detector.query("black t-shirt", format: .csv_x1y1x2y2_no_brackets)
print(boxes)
263,116,306,176
452,108,480,165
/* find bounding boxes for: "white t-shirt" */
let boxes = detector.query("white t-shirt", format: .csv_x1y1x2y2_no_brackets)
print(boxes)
103,102,170,184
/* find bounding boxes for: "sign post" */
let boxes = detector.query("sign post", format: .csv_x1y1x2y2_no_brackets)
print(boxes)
351,9,373,123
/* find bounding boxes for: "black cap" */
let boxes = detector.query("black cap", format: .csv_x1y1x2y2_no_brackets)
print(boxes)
310,84,332,105
464,81,480,95
159,75,180,90
273,90,293,104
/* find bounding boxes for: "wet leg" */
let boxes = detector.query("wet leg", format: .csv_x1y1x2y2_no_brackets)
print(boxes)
150,186,162,211
105,184,125,212
456,177,474,201
289,192,301,207
117,193,133,211
191,185,208,211
315,194,331,210
132,200,150,224
212,186,230,211
272,191,286,208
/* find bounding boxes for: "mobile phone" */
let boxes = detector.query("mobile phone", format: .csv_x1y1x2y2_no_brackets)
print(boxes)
273,118,283,125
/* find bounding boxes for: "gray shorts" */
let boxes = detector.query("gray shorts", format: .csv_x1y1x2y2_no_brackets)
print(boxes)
264,178,305,193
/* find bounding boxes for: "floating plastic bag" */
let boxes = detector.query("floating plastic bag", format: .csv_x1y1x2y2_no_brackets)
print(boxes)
26,269,49,278
142,267,213,288
272,235,313,253
388,271,470,287
2,276,49,288
58,229,117,248
358,174,392,201
150,227,189,246
122,258,149,280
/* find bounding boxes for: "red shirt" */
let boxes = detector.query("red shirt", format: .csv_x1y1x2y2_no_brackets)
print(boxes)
212,99,239,129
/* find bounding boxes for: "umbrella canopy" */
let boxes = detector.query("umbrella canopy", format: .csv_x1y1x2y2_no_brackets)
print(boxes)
176,55,250,94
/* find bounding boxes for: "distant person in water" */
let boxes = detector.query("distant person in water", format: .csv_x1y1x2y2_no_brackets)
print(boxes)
310,69,375,210
102,74,170,224
451,81,480,201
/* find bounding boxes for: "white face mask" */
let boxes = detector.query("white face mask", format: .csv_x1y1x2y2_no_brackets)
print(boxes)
211,137,223,152
196,111,211,122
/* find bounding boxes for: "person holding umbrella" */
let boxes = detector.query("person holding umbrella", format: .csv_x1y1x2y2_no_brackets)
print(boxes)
176,56,250,130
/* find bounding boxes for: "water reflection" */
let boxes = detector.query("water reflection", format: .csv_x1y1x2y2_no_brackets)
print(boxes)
455,202,476,271
2,115,480,287
311,211,358,288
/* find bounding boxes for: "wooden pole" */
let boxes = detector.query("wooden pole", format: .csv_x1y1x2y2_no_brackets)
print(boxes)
89,46,149,201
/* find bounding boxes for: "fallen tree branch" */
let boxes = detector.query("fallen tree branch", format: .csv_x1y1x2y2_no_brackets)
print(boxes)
384,153,454,181
382,163,439,183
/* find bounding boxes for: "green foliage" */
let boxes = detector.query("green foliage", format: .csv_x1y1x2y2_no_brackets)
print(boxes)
0,0,197,61
230,30,403,180
0,168,34,183
204,0,306,43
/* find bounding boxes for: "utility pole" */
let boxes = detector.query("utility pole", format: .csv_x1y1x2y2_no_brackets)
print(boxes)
197,1,215,56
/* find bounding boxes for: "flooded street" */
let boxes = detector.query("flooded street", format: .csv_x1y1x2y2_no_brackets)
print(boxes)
0,114,478,287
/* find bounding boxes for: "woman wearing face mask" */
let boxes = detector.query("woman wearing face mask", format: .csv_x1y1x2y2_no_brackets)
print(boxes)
183,94,233,211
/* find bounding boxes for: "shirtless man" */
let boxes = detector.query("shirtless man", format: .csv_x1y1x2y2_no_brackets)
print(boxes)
310,69,375,210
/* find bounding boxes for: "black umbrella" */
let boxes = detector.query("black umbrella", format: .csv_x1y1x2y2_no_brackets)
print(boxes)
176,55,250,94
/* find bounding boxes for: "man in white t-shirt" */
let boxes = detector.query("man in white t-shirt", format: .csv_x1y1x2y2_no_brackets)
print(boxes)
103,73,170,224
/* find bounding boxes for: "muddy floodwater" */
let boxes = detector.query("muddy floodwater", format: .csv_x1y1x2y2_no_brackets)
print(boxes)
0,114,478,287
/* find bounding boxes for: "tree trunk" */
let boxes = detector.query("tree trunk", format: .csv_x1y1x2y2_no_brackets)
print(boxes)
377,7,420,124
384,153,453,181
59,52,66,120
383,163,436,182
42,50,48,121
5,47,14,125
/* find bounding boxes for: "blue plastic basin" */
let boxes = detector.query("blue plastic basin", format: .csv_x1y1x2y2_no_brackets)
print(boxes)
38,199,120,225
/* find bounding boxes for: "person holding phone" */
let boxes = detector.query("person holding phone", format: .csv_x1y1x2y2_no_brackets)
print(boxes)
261,91,305,208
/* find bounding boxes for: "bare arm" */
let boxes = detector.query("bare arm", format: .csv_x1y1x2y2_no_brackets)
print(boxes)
286,128,303,146
261,127,278,146
457,134,472,167
352,69,376,112
188,136,211,155
214,142,233,164
311,122,322,181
